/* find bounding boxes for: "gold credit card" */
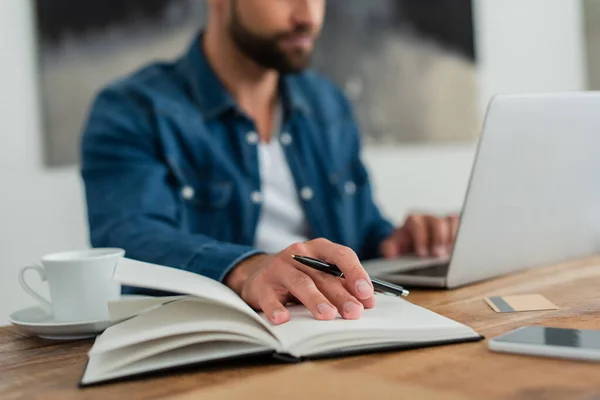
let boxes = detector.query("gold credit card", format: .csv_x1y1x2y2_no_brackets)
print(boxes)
485,294,558,313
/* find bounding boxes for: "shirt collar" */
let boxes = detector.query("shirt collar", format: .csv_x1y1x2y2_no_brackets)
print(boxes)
280,74,312,116
183,34,311,120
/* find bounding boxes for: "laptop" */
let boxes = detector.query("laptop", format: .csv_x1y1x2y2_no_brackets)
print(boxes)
363,92,600,288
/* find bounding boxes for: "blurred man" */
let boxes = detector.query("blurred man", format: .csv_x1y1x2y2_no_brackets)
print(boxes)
81,0,459,325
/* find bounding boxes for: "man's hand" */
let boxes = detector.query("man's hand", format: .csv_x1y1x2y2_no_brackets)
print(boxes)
225,238,375,325
380,213,460,259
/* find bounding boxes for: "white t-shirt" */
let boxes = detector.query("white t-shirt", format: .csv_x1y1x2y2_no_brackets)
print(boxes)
254,102,309,253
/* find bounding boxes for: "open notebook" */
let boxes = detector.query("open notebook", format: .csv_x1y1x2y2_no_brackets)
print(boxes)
80,258,482,386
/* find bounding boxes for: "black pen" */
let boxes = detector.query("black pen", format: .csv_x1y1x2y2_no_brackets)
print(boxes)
292,255,410,297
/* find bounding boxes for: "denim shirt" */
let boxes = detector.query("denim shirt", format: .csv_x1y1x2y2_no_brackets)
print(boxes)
81,35,394,287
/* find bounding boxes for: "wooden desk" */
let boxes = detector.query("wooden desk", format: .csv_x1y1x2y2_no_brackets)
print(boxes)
2,257,600,400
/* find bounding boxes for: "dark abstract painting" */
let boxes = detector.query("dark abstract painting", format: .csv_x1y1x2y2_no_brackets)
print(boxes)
35,0,477,166
584,0,600,90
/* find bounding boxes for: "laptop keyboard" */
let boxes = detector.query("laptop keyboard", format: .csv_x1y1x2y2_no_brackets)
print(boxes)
400,263,450,277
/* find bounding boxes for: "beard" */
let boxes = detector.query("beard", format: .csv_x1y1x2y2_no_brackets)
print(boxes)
229,3,315,73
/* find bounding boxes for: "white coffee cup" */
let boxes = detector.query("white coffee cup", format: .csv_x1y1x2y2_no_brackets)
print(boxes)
18,248,125,322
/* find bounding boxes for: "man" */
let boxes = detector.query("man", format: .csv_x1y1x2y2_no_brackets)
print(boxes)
81,0,459,325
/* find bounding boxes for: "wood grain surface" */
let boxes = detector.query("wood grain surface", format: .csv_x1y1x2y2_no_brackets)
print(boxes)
2,257,600,400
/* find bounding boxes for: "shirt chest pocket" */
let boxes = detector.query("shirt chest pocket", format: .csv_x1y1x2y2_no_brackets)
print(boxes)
329,160,368,199
167,158,234,236
178,180,233,210
168,157,233,208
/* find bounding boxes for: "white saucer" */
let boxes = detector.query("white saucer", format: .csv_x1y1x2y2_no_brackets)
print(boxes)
9,306,112,340
8,295,149,341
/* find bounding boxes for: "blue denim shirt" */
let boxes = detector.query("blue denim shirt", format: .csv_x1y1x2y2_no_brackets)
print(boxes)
81,35,394,287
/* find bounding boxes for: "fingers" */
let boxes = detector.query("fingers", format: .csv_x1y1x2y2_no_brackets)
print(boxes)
257,289,291,325
405,215,430,257
402,214,459,257
303,238,374,300
449,215,460,248
426,215,450,257
241,240,379,324
340,277,376,309
311,272,364,319
277,266,339,321
359,296,376,309
380,237,400,259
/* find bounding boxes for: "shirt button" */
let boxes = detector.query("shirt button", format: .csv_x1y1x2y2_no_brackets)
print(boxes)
345,181,357,195
250,191,262,204
246,131,259,145
181,186,195,200
300,187,314,201
280,132,293,146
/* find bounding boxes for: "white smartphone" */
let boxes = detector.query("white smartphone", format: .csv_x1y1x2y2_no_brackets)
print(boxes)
488,326,600,362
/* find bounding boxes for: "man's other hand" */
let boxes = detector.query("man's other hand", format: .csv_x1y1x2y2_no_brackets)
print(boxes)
380,214,460,259
225,239,375,325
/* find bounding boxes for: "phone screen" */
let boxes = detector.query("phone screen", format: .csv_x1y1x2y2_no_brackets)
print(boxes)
495,326,600,349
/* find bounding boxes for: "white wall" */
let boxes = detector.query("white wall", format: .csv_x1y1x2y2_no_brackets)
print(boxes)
473,0,587,111
0,0,587,325
364,144,476,224
367,0,588,223
0,1,88,324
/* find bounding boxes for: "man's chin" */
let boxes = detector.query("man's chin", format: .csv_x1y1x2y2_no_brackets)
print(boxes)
277,52,312,73
277,62,310,74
